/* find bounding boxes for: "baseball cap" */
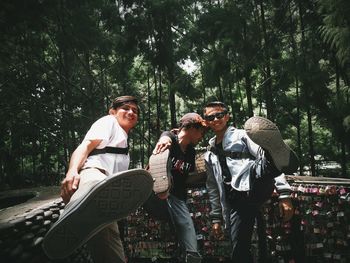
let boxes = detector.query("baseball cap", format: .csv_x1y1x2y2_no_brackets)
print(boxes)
179,113,205,128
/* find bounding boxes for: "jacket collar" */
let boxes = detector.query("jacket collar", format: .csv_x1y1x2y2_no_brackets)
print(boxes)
208,126,236,147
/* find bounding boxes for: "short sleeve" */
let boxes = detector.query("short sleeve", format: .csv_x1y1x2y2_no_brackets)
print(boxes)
160,131,176,143
83,116,114,148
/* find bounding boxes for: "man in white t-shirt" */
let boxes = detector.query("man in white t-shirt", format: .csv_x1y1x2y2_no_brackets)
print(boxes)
43,96,153,262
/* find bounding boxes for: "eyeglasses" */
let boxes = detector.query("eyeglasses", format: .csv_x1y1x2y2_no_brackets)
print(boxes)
204,110,228,121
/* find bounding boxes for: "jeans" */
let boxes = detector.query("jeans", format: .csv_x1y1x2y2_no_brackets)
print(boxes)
227,176,274,263
167,194,201,262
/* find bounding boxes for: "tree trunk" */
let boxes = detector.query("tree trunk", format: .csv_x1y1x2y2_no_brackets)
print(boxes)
218,77,224,102
258,0,274,120
228,78,236,126
298,0,315,176
244,68,254,117
147,68,152,157
335,57,347,177
153,67,162,137
295,77,303,175
168,63,177,128
199,57,207,105
289,2,303,175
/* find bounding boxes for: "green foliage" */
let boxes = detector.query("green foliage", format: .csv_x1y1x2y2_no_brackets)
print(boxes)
0,0,349,188
318,0,350,67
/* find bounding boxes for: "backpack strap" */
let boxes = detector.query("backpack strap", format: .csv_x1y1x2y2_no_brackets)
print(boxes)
88,146,129,156
207,145,254,160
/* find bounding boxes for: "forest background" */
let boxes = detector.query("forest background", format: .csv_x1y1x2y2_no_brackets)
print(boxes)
0,0,349,190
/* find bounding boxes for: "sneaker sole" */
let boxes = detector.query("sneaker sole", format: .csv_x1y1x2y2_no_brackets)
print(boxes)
149,150,171,195
195,153,206,175
42,168,153,259
244,116,299,174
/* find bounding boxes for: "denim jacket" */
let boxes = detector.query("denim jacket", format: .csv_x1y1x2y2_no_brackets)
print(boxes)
205,126,291,227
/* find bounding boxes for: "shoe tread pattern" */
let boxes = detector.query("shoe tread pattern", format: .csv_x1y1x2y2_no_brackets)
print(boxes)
244,116,299,174
149,150,171,194
95,176,142,218
43,169,153,259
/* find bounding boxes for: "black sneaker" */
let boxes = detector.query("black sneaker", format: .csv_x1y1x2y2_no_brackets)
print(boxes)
43,168,153,259
244,116,299,174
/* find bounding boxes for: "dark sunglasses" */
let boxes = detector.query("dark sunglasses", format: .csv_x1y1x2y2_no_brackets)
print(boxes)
204,110,228,121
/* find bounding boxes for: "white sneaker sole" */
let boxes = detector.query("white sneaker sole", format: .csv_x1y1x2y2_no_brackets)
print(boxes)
244,116,299,174
149,150,171,195
43,168,153,259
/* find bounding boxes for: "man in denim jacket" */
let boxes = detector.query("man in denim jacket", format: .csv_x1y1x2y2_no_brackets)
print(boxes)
203,101,298,262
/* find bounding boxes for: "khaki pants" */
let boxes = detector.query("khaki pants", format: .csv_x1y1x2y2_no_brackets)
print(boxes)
77,168,126,263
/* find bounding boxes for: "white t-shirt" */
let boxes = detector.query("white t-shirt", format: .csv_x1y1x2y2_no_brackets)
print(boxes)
81,115,130,175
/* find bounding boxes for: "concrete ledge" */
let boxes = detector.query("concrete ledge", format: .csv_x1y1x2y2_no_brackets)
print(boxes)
287,175,350,185
0,186,61,223
0,186,92,263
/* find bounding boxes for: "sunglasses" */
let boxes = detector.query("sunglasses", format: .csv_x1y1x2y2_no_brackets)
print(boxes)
204,110,228,121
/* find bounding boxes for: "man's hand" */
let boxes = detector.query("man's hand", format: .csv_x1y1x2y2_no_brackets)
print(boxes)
60,139,101,204
60,169,81,204
153,136,172,154
279,198,294,222
211,222,225,240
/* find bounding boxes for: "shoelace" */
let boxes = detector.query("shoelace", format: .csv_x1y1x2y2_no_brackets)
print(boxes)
257,146,265,159
253,147,267,178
